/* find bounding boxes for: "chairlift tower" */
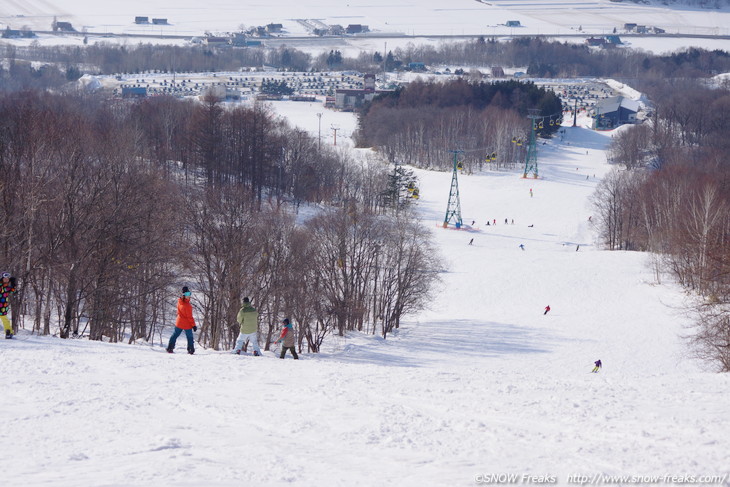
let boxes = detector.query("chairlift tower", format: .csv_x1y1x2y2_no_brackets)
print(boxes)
523,109,540,179
443,150,463,228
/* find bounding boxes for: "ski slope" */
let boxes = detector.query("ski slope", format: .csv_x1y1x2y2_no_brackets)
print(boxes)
1,110,729,486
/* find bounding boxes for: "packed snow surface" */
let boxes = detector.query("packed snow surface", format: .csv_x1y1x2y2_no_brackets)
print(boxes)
1,109,729,486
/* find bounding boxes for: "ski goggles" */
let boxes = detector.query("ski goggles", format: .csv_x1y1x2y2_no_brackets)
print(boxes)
183,291,191,297
1,272,9,279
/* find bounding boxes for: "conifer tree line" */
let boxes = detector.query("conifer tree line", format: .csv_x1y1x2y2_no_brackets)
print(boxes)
591,79,730,371
0,91,441,350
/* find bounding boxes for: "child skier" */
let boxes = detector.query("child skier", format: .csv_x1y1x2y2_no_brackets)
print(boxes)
274,318,298,360
592,359,602,373
1,272,17,339
167,286,197,354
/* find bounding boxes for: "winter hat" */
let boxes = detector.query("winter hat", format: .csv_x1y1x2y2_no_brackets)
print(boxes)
182,286,190,295
1,272,9,279
243,297,250,304
283,318,291,326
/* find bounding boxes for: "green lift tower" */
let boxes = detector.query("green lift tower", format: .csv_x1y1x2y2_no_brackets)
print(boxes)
443,150,463,228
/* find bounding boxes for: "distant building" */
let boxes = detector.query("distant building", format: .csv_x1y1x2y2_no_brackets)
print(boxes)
652,26,665,34
346,24,368,34
635,25,648,34
152,18,168,25
122,86,148,98
604,35,623,45
593,96,639,130
135,16,149,24
408,62,426,71
505,20,521,27
490,66,505,77
266,23,283,33
2,27,35,39
335,74,388,110
586,37,605,47
53,21,75,32
206,36,231,48
623,23,637,31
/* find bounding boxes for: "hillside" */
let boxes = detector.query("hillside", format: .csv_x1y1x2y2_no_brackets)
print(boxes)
1,108,728,486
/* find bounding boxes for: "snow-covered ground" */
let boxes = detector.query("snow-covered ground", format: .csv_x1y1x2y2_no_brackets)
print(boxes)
1,100,729,485
1,0,729,55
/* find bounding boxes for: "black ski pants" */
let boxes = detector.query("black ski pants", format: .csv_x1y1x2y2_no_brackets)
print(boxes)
280,346,299,359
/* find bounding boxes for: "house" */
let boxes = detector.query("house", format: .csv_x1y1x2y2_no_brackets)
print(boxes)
604,35,623,45
206,36,231,48
490,66,505,77
592,96,639,130
623,23,637,31
635,25,648,34
346,24,368,34
54,21,75,32
505,20,521,27
2,28,35,39
135,16,149,24
652,26,666,34
152,18,168,25
122,86,148,98
586,37,605,47
266,23,283,33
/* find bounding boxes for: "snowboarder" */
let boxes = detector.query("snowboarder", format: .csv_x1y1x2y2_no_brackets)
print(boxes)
544,305,551,315
530,188,533,197
576,244,580,251
232,297,261,356
167,286,197,354
592,359,602,373
468,238,474,246
1,272,17,339
519,244,525,251
275,318,299,360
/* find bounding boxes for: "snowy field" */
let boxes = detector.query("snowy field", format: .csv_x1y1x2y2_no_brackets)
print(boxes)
1,0,729,54
1,97,729,485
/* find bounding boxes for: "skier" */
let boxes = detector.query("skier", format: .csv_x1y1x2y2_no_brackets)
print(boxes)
530,188,533,197
167,286,197,354
468,238,474,246
519,244,525,251
274,318,299,360
544,305,551,315
592,359,602,373
1,272,17,339
232,297,261,356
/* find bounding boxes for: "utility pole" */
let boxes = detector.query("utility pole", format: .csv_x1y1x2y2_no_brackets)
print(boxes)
317,113,322,151
443,150,464,229
572,98,578,127
331,125,340,146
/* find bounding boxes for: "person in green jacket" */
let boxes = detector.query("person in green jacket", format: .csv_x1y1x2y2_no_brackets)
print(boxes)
232,297,261,356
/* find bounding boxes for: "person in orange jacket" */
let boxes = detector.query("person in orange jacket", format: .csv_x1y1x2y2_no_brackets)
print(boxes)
167,286,197,354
